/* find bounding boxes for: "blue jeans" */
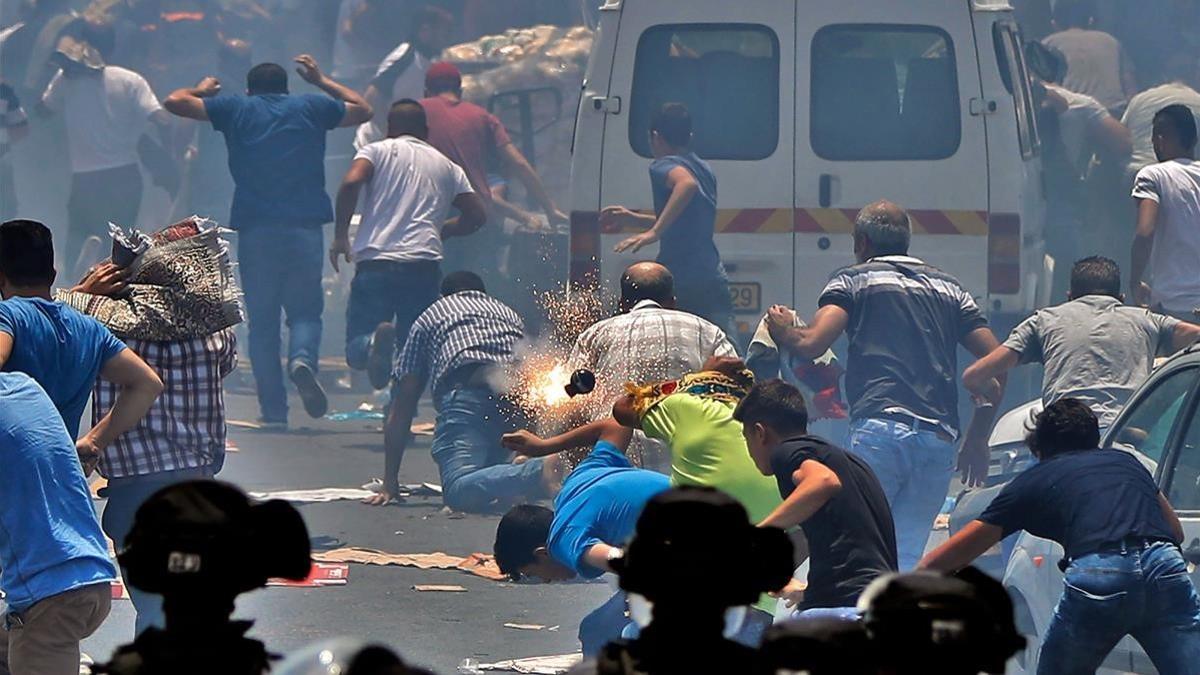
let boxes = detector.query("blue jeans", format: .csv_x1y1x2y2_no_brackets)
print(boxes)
344,260,440,370
237,225,324,422
582,591,629,658
617,605,774,648
847,417,956,570
100,467,214,636
1038,541,1200,675
432,387,545,513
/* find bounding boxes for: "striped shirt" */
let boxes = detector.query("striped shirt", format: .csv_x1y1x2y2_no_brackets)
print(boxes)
394,290,525,395
567,300,737,471
93,330,237,479
819,255,986,434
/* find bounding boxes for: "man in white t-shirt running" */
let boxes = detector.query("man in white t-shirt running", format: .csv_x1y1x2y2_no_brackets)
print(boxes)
38,36,171,270
1131,104,1200,323
331,99,487,389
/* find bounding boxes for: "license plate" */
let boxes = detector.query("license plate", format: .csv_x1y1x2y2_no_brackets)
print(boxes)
729,282,761,314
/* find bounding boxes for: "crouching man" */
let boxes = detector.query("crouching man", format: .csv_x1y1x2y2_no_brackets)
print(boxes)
734,380,898,620
920,399,1200,675
493,419,670,657
366,271,549,512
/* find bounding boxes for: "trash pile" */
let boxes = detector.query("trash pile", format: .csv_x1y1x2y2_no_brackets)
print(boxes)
443,25,594,209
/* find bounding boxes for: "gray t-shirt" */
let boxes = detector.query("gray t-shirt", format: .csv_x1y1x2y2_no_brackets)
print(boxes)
1003,295,1179,428
1042,28,1128,112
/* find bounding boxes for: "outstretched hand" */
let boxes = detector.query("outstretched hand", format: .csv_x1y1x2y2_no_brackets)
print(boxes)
501,429,548,455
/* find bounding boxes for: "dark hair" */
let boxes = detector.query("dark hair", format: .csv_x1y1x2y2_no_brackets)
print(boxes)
1154,103,1199,151
620,262,674,307
413,4,454,32
246,62,288,95
387,99,427,138
0,219,56,286
1053,0,1096,28
650,102,692,148
1024,398,1100,459
1070,256,1121,299
82,18,116,59
440,271,486,296
494,504,553,579
733,379,809,436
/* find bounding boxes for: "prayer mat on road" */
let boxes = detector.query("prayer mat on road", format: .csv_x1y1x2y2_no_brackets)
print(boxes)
311,547,506,582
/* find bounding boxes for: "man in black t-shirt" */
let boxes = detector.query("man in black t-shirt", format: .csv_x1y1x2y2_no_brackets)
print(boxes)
921,399,1200,675
734,380,898,619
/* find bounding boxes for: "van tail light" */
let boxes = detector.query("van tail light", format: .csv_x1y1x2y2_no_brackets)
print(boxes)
569,211,601,290
988,213,1021,295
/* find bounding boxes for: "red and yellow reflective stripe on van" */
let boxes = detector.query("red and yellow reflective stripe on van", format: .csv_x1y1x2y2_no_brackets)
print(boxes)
571,208,1021,294
714,208,990,235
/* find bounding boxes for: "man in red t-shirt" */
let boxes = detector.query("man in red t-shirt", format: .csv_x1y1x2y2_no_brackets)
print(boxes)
421,63,565,252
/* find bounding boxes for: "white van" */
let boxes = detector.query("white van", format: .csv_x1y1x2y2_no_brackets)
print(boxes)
568,0,1048,338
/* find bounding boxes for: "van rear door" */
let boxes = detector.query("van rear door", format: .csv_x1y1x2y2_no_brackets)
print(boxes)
793,2,990,312
596,0,797,332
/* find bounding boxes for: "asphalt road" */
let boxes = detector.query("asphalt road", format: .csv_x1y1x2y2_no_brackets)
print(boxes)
81,378,613,674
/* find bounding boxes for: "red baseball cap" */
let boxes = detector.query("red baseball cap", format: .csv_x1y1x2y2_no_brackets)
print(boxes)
425,61,462,91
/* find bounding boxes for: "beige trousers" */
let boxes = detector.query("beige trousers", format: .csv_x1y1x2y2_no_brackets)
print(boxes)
0,583,111,675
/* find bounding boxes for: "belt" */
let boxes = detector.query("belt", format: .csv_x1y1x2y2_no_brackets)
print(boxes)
1060,536,1175,572
875,412,956,443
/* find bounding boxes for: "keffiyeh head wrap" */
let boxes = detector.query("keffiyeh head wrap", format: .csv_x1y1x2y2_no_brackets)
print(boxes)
624,368,755,418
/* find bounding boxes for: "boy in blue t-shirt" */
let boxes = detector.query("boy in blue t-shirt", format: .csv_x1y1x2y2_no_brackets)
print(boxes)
494,418,670,655
0,219,162,460
599,102,732,330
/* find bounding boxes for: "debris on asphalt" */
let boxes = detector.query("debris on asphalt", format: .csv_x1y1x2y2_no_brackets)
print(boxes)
227,419,264,429
311,547,507,581
267,562,349,587
248,481,442,504
413,584,467,592
473,653,583,674
502,623,549,631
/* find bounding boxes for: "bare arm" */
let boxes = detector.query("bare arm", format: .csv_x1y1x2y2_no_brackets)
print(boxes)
919,520,1004,572
581,542,622,575
442,192,488,239
958,327,1006,488
79,349,164,454
499,143,565,222
613,166,697,253
962,346,1019,403
501,417,633,458
1159,491,1185,544
768,304,849,360
1172,321,1200,351
0,331,12,368
164,77,222,121
1091,114,1133,159
331,157,374,272
758,460,842,530
1130,198,1159,304
294,54,373,127
370,373,425,504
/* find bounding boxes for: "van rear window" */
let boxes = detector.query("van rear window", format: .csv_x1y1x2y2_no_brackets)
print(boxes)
810,25,961,161
629,24,780,160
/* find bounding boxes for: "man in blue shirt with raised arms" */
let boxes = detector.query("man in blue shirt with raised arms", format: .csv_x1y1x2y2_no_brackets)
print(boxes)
164,54,372,427
0,372,116,675
921,399,1200,675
